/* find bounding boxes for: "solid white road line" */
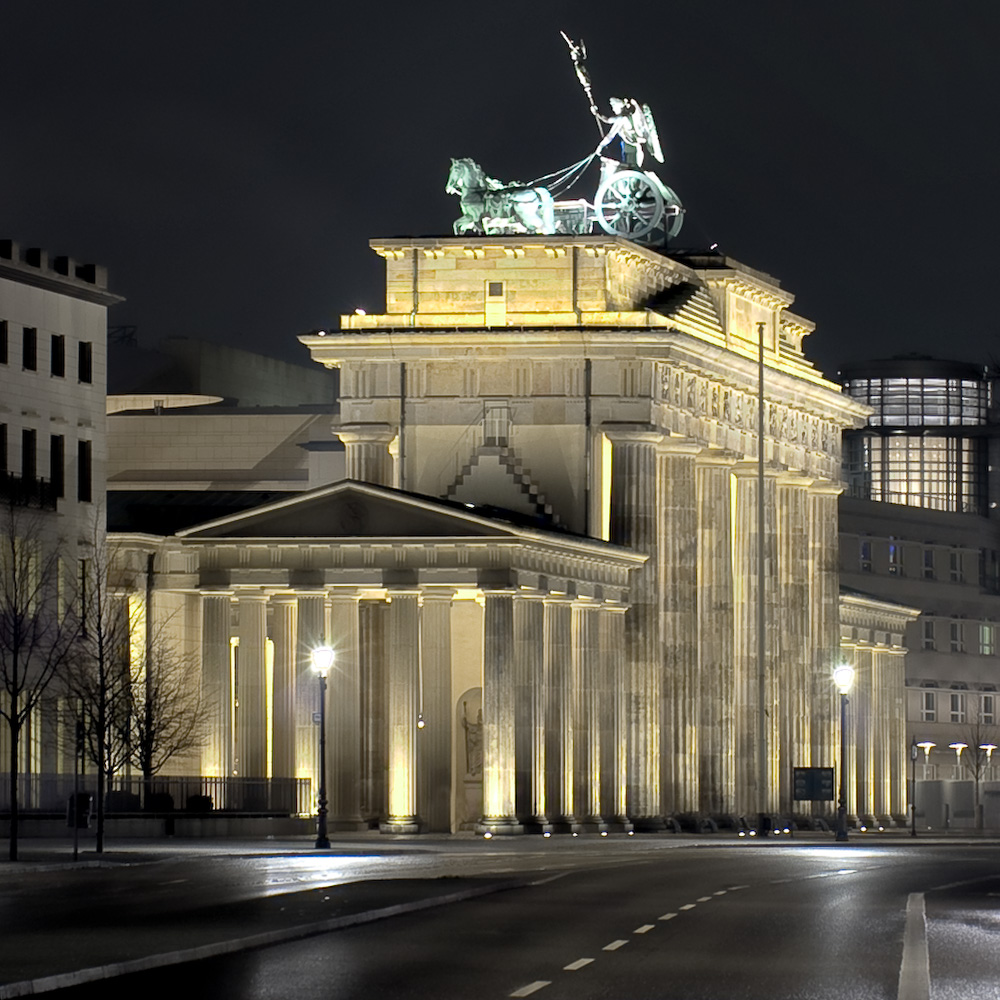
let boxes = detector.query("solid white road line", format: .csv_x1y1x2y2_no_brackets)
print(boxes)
563,958,595,971
658,913,677,921
603,940,628,951
897,892,930,1000
633,924,655,934
510,981,551,997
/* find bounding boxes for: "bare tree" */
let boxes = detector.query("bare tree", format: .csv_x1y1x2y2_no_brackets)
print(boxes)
129,625,210,802
0,498,78,861
962,706,1000,830
64,525,136,852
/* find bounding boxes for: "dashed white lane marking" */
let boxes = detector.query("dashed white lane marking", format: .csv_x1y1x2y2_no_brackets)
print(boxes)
897,893,930,1000
510,982,551,997
564,958,594,971
713,890,727,896
634,924,655,934
658,912,677,921
679,903,697,911
697,896,712,902
158,879,189,885
771,878,792,884
603,940,629,951
729,884,750,890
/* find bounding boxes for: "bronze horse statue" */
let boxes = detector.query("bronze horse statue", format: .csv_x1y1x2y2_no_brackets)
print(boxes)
446,158,555,236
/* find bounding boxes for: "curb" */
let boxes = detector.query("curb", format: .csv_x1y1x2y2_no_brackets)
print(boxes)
0,878,526,998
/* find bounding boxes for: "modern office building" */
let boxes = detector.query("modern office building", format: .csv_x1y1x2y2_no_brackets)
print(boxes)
839,356,1000,826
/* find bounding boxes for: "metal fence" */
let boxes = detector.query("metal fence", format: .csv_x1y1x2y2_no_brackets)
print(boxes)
0,774,312,816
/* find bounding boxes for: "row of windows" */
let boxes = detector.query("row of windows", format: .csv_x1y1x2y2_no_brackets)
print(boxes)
0,321,92,383
920,690,995,725
0,424,92,502
843,433,984,514
845,377,988,427
857,538,970,582
922,619,999,655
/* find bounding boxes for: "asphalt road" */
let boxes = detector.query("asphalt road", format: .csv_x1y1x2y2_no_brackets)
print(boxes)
29,840,1000,1000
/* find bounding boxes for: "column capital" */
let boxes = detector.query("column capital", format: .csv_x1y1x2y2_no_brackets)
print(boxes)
657,436,702,456
600,421,664,445
730,460,781,479
694,448,739,468
335,421,396,445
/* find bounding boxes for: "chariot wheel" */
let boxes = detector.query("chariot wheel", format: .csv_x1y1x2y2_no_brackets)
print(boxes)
594,169,665,239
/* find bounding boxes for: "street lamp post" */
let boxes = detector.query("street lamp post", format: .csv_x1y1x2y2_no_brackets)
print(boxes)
833,664,855,843
909,737,918,837
311,646,335,850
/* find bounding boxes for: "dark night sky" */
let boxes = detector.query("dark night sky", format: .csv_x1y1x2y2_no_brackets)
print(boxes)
3,2,999,380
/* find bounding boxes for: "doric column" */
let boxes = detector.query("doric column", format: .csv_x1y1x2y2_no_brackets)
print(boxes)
336,422,396,487
600,606,630,827
658,440,700,817
604,423,662,827
329,593,365,829
854,646,874,819
269,596,297,780
696,455,734,814
515,593,548,829
730,463,779,816
809,482,842,774
478,590,521,833
573,601,603,828
382,590,420,833
201,593,232,779
544,598,577,830
871,648,890,820
295,593,326,806
419,591,454,833
887,648,907,818
776,475,812,814
235,594,268,782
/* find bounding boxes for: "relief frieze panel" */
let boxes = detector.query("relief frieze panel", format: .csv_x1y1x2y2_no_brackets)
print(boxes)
655,363,841,479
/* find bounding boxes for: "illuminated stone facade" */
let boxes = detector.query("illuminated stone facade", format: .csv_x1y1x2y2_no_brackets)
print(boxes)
292,235,870,826
111,235,919,832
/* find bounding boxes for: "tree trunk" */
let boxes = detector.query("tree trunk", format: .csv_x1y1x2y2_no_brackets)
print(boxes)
96,734,106,853
8,712,18,862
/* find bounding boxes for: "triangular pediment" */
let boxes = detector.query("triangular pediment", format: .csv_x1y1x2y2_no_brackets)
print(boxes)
176,480,518,539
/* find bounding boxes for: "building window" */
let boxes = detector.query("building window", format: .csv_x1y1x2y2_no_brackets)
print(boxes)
950,550,964,583
78,341,93,384
0,320,7,364
923,548,935,580
981,549,1000,593
21,428,36,481
23,327,37,371
950,691,967,724
980,624,995,656
859,539,872,573
77,439,92,502
979,694,997,726
50,334,65,377
888,538,902,575
983,694,996,726
487,281,504,297
950,622,964,653
922,619,935,650
921,690,936,722
49,435,64,499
